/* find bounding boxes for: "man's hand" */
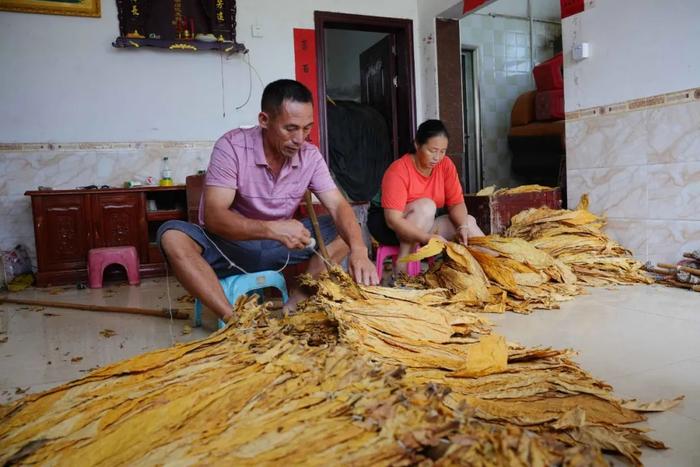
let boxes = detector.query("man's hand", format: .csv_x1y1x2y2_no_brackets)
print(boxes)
270,219,311,249
348,248,379,286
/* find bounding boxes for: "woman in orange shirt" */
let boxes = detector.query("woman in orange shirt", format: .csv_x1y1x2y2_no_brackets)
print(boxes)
368,119,484,274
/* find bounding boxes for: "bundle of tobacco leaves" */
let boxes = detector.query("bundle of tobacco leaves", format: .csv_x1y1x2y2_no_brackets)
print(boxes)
399,236,583,314
643,251,700,292
505,195,652,286
0,270,682,466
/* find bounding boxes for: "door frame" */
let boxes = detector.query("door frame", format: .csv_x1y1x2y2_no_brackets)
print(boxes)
461,46,483,192
314,11,416,161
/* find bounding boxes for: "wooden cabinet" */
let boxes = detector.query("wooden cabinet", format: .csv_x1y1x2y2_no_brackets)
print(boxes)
33,194,91,274
26,186,187,287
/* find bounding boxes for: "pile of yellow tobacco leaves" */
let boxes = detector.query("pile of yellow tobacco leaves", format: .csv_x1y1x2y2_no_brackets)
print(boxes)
1,268,681,466
506,195,653,286
400,235,582,314
398,195,652,313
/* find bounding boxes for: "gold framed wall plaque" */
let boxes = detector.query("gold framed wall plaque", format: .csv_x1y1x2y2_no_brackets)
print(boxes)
0,0,100,17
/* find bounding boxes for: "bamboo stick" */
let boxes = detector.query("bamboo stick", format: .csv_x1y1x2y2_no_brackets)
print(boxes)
679,265,700,276
643,265,674,276
660,279,700,293
0,297,189,320
304,190,330,262
655,263,700,277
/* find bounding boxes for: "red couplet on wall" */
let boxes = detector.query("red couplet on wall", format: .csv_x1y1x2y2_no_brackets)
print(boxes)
560,0,584,19
463,0,487,14
293,28,320,147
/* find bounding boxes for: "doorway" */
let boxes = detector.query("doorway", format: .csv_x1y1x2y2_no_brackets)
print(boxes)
457,0,564,191
315,12,416,203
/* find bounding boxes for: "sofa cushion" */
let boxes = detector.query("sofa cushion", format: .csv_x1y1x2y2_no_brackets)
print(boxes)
510,90,537,127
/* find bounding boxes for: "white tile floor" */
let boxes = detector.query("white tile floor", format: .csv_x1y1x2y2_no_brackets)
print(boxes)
1,280,698,466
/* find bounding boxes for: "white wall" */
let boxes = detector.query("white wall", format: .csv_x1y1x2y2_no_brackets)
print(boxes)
0,0,421,143
325,29,387,101
563,0,700,111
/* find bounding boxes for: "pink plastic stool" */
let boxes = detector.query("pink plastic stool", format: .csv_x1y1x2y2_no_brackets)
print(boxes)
87,246,140,288
375,244,432,279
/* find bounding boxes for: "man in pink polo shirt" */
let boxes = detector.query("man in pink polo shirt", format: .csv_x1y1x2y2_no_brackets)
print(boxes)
158,79,378,320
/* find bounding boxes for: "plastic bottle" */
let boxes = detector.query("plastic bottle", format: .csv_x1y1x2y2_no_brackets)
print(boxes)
159,157,173,186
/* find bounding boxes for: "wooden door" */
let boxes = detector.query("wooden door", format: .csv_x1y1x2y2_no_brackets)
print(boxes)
360,34,399,159
33,194,91,272
92,193,147,259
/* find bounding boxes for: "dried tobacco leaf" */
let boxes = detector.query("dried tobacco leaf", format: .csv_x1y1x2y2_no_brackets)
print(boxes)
621,396,684,412
0,269,678,466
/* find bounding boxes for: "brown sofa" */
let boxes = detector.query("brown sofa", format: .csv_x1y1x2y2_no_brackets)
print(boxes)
507,90,565,186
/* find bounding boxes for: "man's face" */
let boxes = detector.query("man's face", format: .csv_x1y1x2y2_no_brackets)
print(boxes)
259,100,314,159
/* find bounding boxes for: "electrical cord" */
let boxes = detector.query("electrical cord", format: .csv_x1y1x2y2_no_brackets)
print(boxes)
233,51,265,110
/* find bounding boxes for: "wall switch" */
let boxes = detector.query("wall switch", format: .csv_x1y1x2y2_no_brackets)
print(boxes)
251,24,263,38
572,42,590,61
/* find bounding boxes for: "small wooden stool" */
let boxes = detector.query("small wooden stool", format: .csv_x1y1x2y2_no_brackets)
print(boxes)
87,246,140,288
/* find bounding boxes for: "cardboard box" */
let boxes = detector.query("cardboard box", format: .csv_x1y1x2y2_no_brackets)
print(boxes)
465,188,562,235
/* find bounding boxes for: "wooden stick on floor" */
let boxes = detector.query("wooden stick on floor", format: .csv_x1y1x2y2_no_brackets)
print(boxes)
0,297,189,320
304,190,330,262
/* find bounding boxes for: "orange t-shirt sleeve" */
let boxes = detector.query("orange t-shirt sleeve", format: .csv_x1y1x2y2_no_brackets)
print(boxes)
381,161,409,210
443,157,464,206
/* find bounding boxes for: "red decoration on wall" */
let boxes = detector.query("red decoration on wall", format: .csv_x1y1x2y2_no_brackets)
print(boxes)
560,0,584,19
463,0,487,14
293,28,320,147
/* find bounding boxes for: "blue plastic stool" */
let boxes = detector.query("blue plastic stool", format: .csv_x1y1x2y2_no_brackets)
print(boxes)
194,270,289,330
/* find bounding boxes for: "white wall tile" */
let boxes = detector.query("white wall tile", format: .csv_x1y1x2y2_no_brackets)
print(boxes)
646,101,700,164
567,166,648,219
647,220,700,266
603,219,648,261
648,162,700,221
566,110,649,169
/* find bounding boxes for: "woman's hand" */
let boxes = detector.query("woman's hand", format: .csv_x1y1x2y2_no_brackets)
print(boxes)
457,227,469,245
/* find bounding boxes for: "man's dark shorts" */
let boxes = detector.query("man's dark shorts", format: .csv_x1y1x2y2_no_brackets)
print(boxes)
156,216,338,278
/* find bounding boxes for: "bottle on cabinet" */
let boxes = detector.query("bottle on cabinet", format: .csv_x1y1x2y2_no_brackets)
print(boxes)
159,157,173,186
